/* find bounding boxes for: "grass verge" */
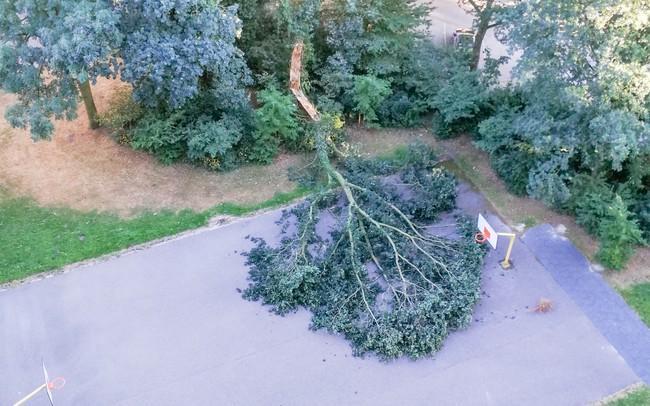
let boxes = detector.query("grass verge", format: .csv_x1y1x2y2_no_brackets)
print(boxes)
619,283,650,327
605,386,650,406
0,187,309,284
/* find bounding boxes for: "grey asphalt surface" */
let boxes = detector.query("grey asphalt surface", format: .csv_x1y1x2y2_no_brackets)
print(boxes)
522,225,650,384
0,183,642,405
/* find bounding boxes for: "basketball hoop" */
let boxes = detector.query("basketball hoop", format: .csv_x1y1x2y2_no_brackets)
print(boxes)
475,213,517,270
12,361,65,406
48,377,66,390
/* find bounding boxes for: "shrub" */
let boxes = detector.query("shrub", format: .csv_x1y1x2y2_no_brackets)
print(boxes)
98,87,143,144
597,196,645,270
376,42,447,127
633,193,650,239
377,91,418,127
249,87,301,163
130,110,187,164
429,51,503,138
491,146,536,196
566,174,615,234
351,75,392,127
185,115,243,171
431,67,486,138
127,88,253,169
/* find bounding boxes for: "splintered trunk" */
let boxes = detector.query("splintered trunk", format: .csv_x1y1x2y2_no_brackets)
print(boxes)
78,80,99,129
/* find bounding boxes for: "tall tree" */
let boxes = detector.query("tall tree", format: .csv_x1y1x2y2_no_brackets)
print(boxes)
317,0,429,111
0,0,121,139
115,0,251,109
500,0,650,205
457,0,508,70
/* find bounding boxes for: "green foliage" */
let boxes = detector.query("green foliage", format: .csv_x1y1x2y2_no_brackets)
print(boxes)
130,110,188,164
620,283,650,328
566,174,615,234
106,85,253,170
116,0,251,108
249,87,301,163
633,194,650,239
596,196,645,270
315,0,429,115
98,87,144,143
431,66,487,138
0,184,310,284
0,194,209,284
244,144,486,359
606,386,650,406
223,0,320,85
429,49,505,139
321,0,429,78
185,117,244,169
0,0,122,139
352,75,392,126
0,0,251,139
490,146,536,196
495,0,650,204
470,0,650,268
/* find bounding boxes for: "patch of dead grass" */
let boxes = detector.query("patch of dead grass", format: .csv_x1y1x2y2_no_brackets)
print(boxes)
0,79,305,217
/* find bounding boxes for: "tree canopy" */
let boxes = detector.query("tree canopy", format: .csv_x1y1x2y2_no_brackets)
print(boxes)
0,0,121,139
116,0,250,109
0,0,250,139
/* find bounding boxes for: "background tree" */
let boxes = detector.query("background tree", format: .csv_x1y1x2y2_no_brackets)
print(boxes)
0,0,121,139
476,0,650,267
115,0,250,109
220,0,320,87
501,0,650,204
456,0,508,70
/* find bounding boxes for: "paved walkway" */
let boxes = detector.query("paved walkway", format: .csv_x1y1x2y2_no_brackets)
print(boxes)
0,191,644,405
522,225,650,384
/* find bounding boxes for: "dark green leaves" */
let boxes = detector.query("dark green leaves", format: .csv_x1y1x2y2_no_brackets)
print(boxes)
244,145,486,359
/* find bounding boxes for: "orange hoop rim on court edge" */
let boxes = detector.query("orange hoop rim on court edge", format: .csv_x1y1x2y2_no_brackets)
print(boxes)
475,232,487,244
48,377,66,390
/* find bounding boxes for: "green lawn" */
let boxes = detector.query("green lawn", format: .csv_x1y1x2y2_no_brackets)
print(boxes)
620,283,650,327
0,187,308,284
606,386,650,406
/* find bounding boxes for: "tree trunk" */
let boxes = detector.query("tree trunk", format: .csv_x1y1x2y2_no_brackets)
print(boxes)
78,80,99,129
470,18,490,71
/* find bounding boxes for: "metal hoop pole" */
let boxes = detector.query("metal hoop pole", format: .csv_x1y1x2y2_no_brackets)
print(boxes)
13,383,47,406
497,232,516,269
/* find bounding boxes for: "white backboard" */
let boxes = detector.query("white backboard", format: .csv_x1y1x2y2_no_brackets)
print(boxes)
477,213,498,249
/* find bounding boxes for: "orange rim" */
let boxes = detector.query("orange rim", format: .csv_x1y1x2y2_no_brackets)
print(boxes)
48,377,66,390
474,232,486,244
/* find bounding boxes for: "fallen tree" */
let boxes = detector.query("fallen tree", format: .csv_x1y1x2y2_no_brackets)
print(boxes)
242,43,486,359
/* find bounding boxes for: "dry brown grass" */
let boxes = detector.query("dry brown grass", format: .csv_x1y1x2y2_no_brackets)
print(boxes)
0,79,304,217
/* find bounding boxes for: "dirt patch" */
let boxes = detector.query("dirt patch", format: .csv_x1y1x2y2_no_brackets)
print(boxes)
0,79,304,216
346,126,437,156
